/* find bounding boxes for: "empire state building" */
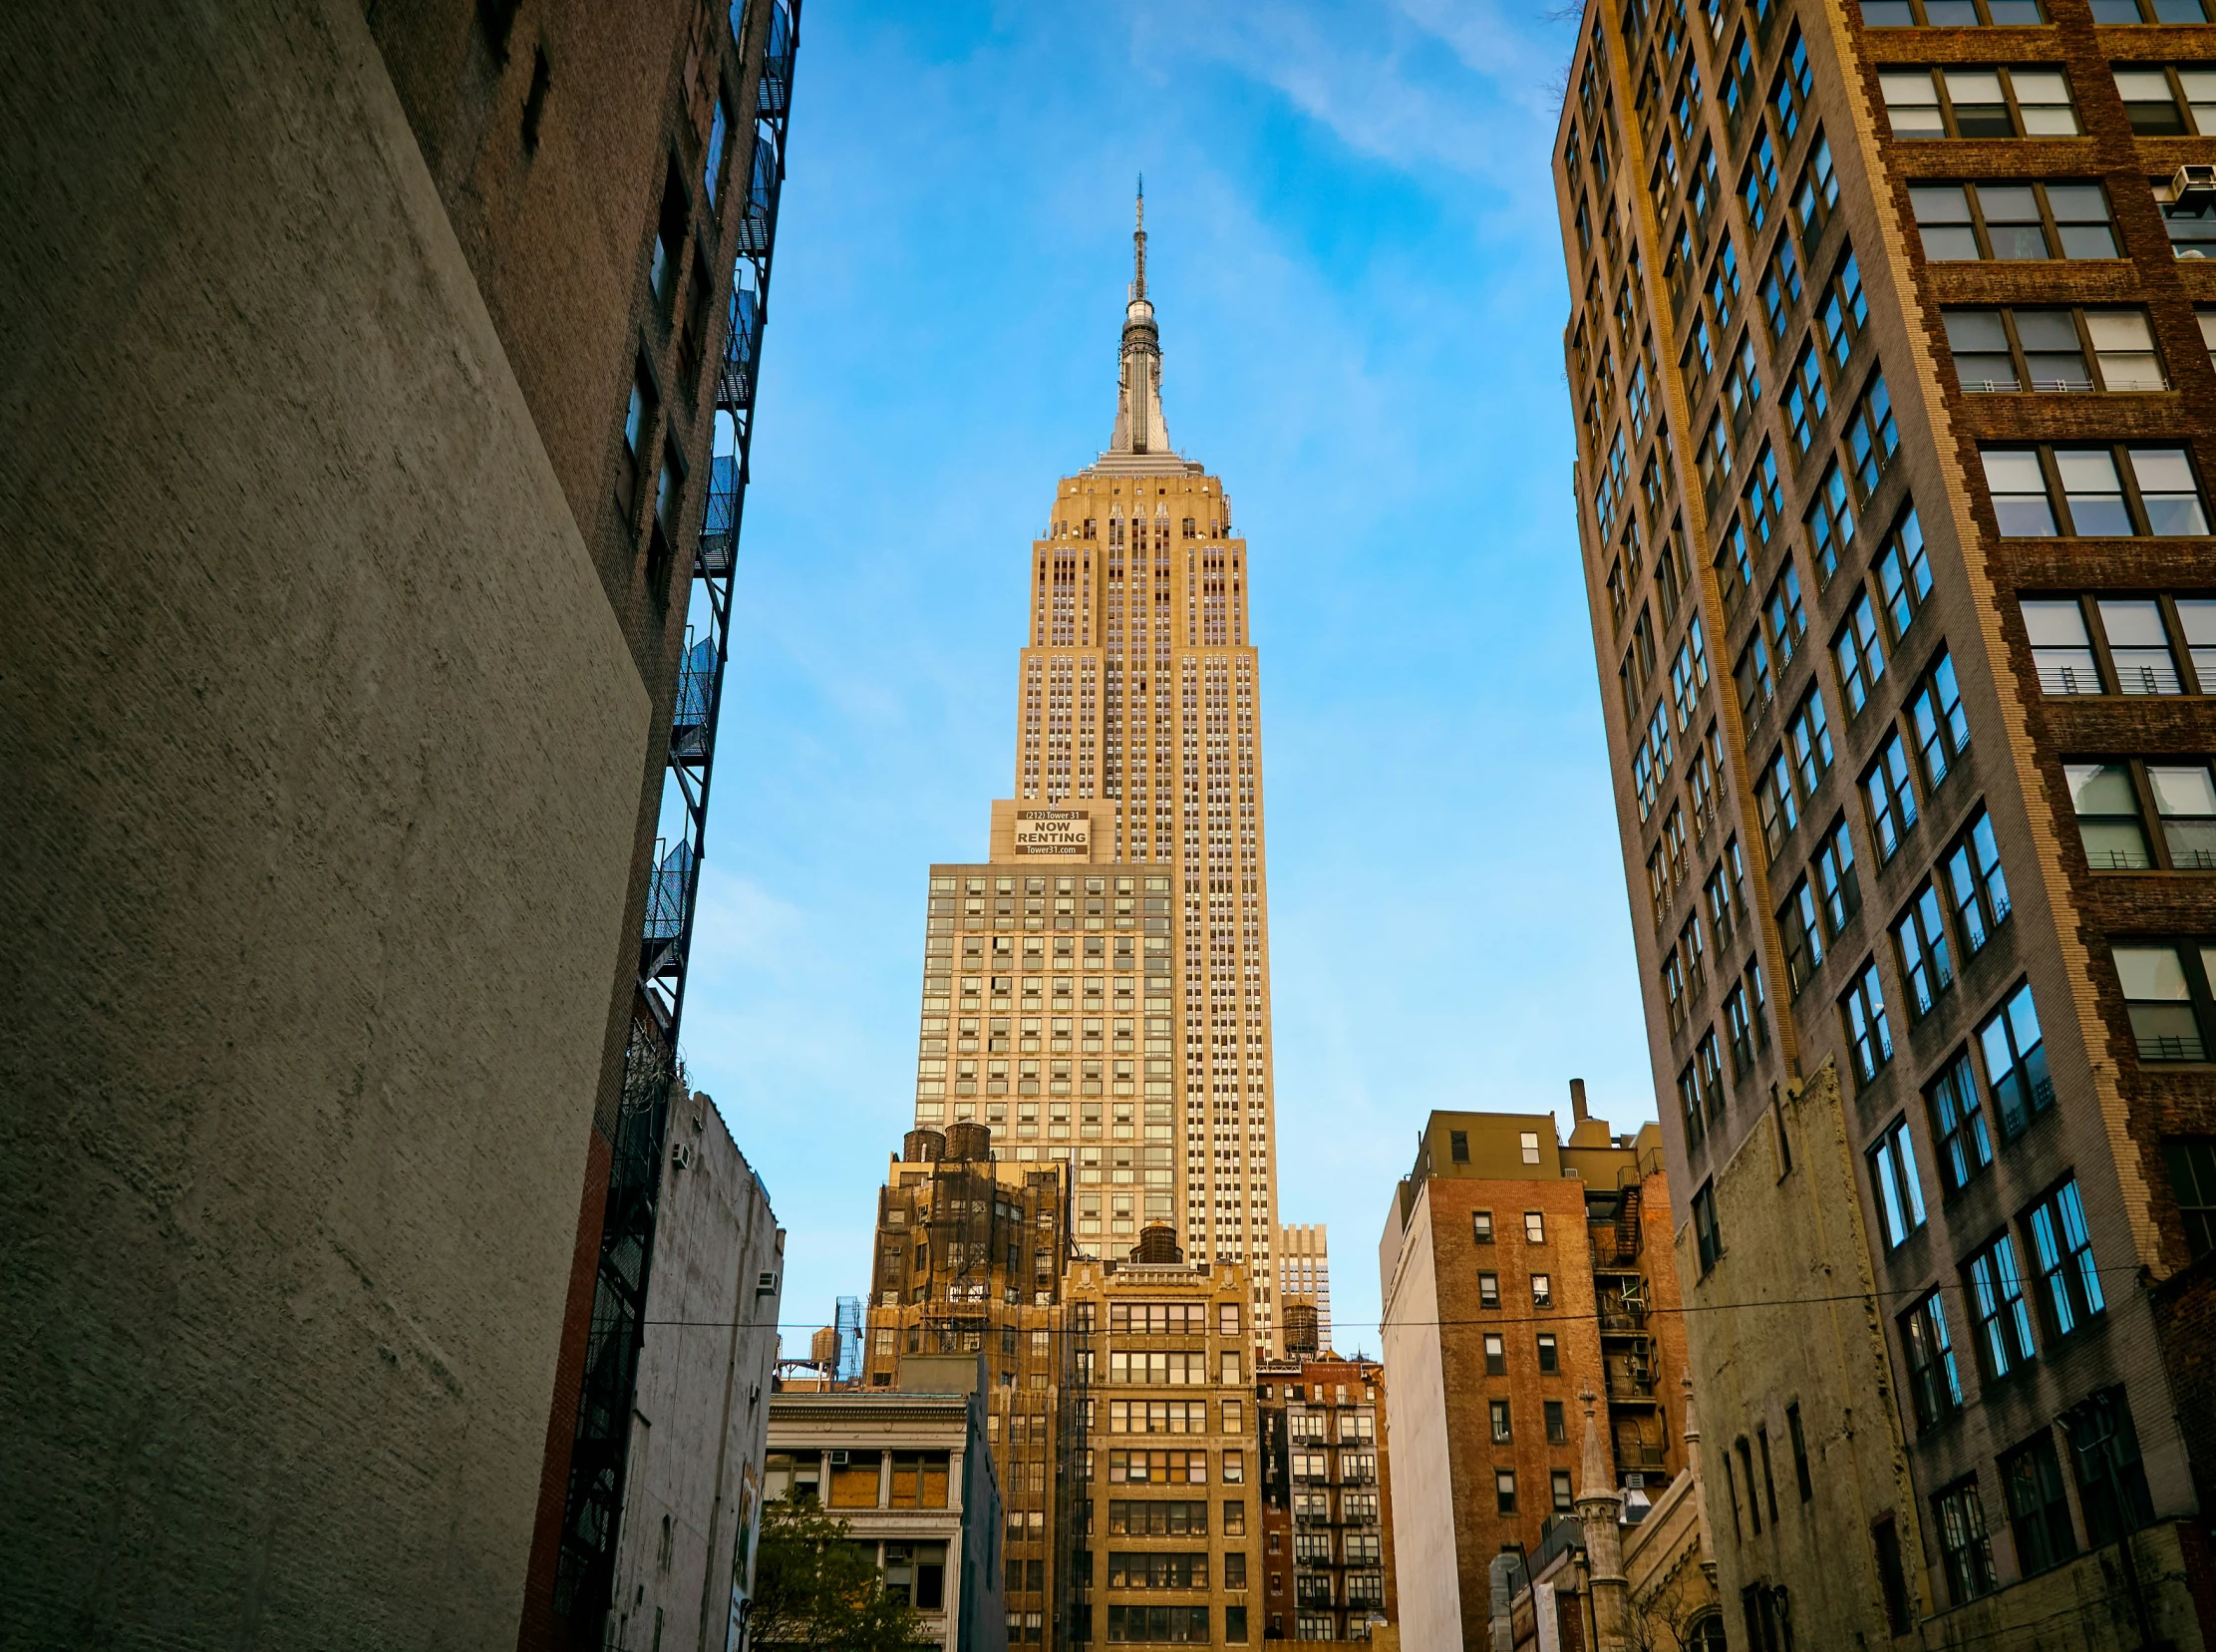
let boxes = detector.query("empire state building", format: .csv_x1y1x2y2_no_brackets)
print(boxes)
909,195,1282,1345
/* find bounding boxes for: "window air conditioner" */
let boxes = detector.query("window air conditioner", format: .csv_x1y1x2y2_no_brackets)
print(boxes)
757,1270,779,1294
2174,164,2216,200
831,1450,849,1465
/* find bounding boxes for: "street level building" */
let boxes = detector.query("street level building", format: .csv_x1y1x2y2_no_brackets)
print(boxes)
766,1356,1008,1652
1067,1234,1264,1650
605,1096,785,1652
904,195,1287,1343
1376,1092,1685,1652
864,1127,1083,1652
1554,0,2216,1640
2,2,796,1647
1256,1353,1395,1645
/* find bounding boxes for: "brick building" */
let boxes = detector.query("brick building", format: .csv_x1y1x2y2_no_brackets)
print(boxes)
1255,1352,1395,1645
1375,1092,1685,1651
2,2,795,1647
1553,0,2216,1639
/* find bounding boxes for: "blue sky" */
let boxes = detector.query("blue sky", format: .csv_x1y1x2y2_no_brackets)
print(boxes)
682,0,1656,1358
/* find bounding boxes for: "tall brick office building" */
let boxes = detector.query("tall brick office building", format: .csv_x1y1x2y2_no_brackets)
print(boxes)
1,2,795,1646
1554,0,2216,1640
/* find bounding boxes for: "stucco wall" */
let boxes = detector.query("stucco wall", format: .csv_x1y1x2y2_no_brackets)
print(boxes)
609,1096,785,1652
0,2,649,1645
1379,1186,1460,1652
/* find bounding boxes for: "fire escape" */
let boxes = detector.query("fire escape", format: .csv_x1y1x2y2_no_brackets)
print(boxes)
1592,1178,1668,1482
552,0,801,1638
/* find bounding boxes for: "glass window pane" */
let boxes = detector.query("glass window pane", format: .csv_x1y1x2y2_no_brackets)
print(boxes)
1912,185,1973,222
2114,945,2189,1001
2068,763,2141,815
2021,600,2089,647
2098,598,2169,647
2151,767,2216,817
1947,70,2007,102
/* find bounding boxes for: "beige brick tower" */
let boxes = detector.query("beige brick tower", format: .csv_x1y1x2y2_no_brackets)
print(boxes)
910,191,1283,1350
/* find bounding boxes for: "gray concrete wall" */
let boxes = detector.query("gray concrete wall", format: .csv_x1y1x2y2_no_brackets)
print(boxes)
609,1095,784,1652
0,2,651,1645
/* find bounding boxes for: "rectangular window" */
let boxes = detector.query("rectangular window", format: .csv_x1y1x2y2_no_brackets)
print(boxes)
2068,762,2153,869
1546,1400,1568,1443
1495,1471,1517,1514
2003,1431,2078,1577
1537,1333,1559,1373
1907,649,1970,787
1869,1116,1928,1248
1531,1272,1554,1308
2111,942,2215,1061
1491,1399,1513,1444
1842,959,1895,1085
1483,1333,1505,1375
1863,734,1919,862
1967,1230,2038,1380
1880,66,2079,138
618,360,659,517
2026,1177,2105,1341
1478,1272,1500,1309
1448,1129,1468,1161
1834,593,1885,714
1974,984,2050,1146
1944,306,2166,395
1524,1211,1546,1243
1844,372,1900,496
1894,883,1955,1018
1864,0,2046,21
1694,1180,1723,1273
2114,65,2216,136
1472,1209,1494,1243
1901,1289,1964,1427
1781,877,1824,993
2066,1389,2156,1547
1784,683,1829,795
1786,1404,1812,1501
2164,1139,2216,1259
1933,1480,1998,1606
1983,444,2212,536
1932,1051,2003,1188
1814,817,1858,936
1913,180,2117,261
1873,508,1931,639
1761,237,1802,340
1927,821,1997,970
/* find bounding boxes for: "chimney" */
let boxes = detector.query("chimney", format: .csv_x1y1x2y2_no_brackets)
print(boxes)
1570,1078,1589,1124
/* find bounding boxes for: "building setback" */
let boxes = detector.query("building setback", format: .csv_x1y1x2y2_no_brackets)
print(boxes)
1377,1094,1686,1652
1,2,795,1647
1554,0,2216,1640
902,196,1287,1341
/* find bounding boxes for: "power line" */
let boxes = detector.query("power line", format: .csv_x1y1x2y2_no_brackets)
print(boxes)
643,1258,2156,1333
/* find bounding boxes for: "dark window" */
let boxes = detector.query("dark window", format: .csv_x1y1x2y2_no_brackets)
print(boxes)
1933,1479,1997,1605
618,360,659,518
1873,1516,1912,1635
1449,1130,1469,1162
2003,1431,2078,1575
1785,1404,1812,1501
1901,1289,1963,1428
1546,1401,1568,1443
2066,1388,2156,1546
1694,1181,1723,1273
2164,1139,2216,1258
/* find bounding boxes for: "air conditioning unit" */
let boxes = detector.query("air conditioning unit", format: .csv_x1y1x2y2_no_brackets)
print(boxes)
1625,1472,1647,1490
757,1270,780,1295
830,1450,850,1465
2173,163,2216,200
671,1142,695,1169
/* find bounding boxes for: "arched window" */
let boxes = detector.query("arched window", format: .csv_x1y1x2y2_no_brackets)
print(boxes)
1688,1612,1727,1652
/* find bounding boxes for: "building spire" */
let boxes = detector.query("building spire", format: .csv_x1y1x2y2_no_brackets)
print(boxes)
1134,176,1146,301
1108,186,1171,459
